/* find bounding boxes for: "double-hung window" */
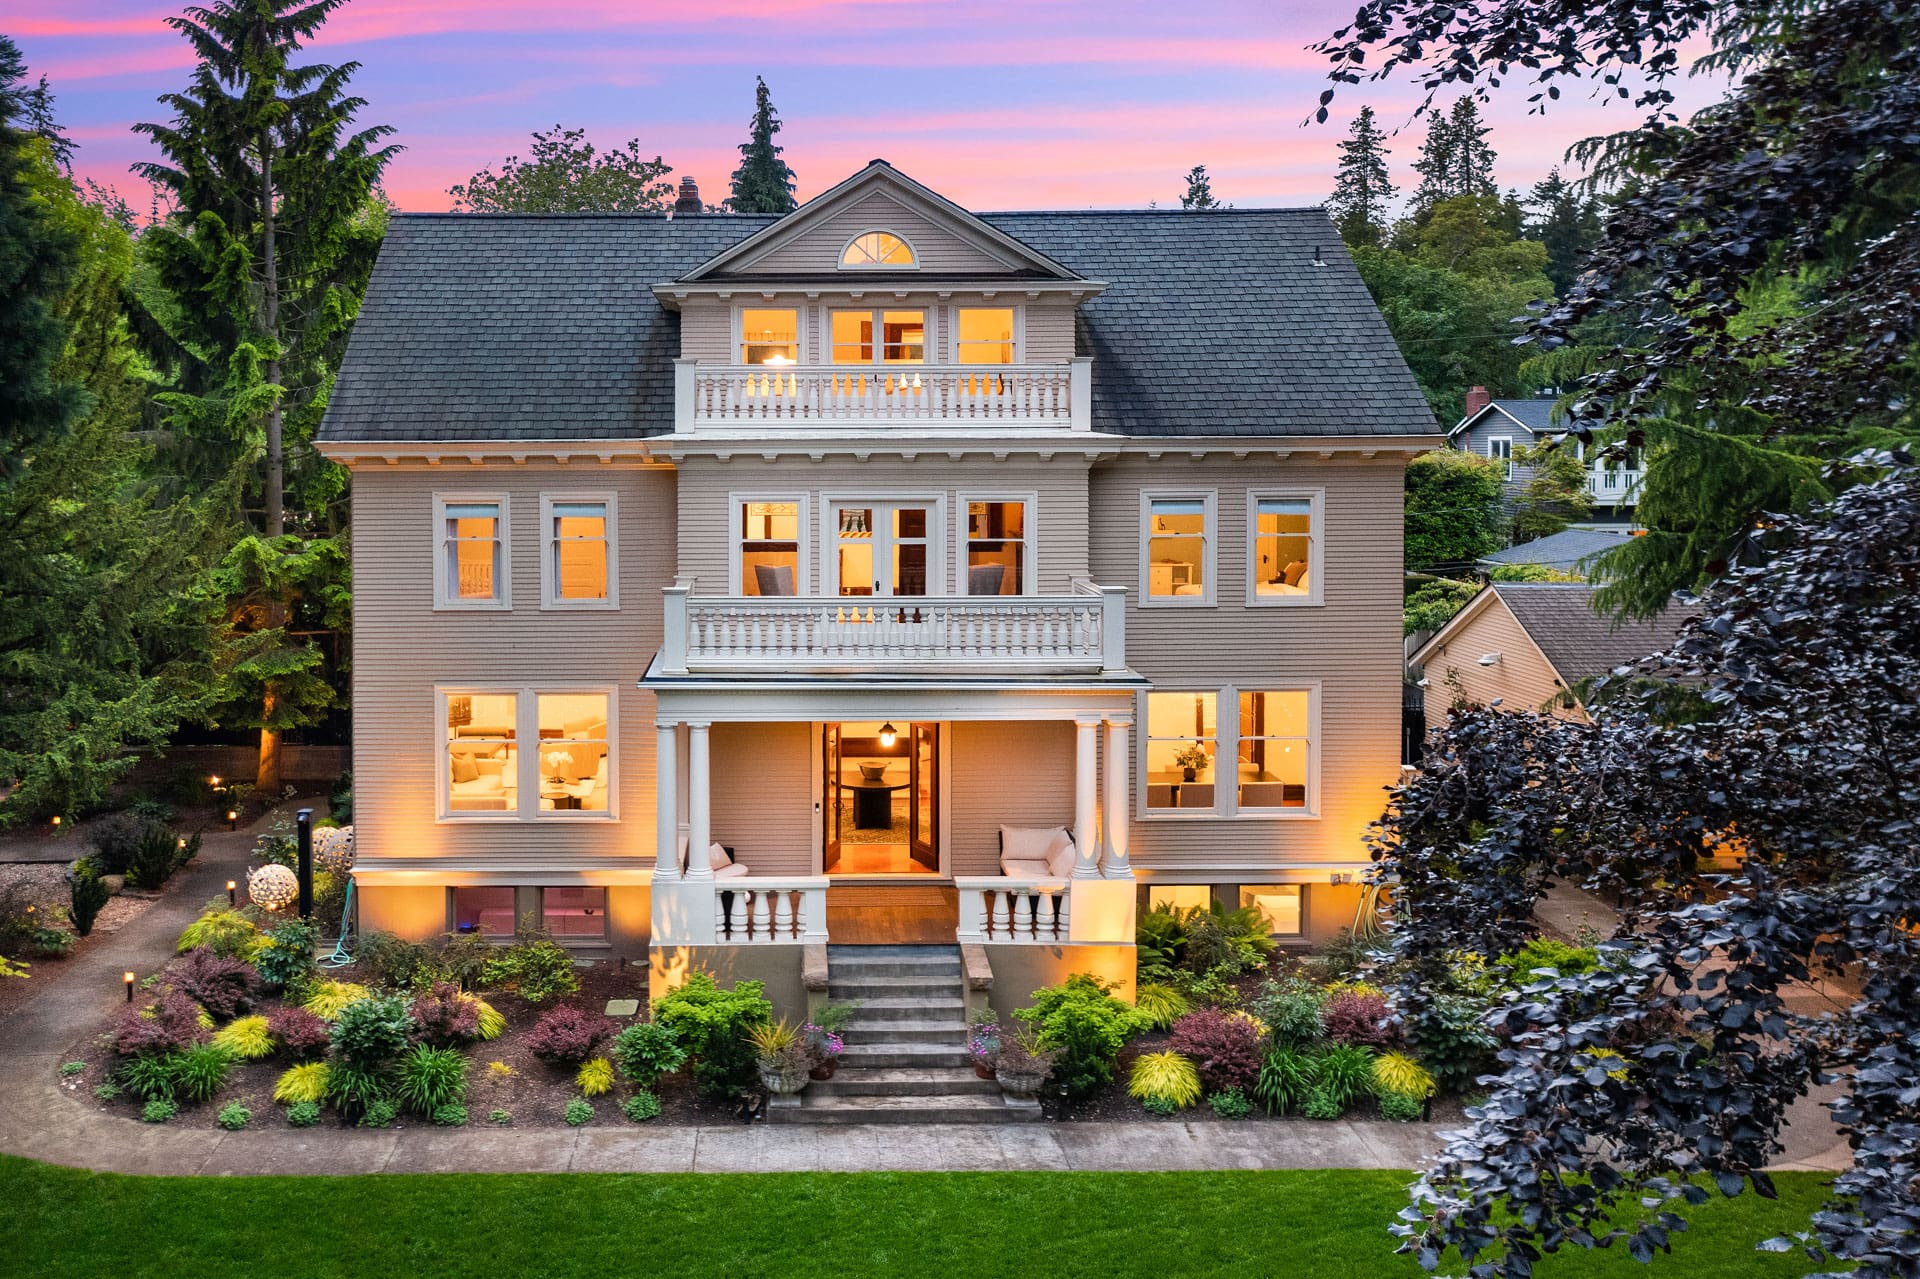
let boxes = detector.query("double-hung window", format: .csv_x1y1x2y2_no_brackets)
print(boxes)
445,692,520,815
441,688,615,820
1488,437,1514,478
739,308,798,364
541,495,614,608
1141,685,1318,817
830,309,925,365
1141,491,1214,605
1144,691,1218,812
963,499,1028,595
955,308,1016,364
737,497,804,596
435,496,507,608
1237,690,1310,811
536,693,610,814
1248,491,1322,605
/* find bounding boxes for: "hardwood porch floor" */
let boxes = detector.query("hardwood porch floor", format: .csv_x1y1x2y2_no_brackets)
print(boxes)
825,885,959,945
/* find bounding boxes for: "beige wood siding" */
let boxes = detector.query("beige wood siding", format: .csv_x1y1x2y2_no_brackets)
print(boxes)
1420,595,1582,723
1089,454,1408,876
350,463,675,870
674,454,1092,596
737,190,1013,275
1022,297,1078,362
949,720,1075,874
708,720,813,874
680,302,732,364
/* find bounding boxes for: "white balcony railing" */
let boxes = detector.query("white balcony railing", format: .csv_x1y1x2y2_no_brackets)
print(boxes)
713,877,829,945
673,357,1093,432
955,876,1072,944
658,578,1129,677
1586,467,1643,504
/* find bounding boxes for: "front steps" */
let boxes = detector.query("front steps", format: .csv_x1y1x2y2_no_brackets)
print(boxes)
765,944,1040,1124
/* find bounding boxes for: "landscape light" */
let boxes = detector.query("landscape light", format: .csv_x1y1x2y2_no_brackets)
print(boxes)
227,809,238,830
123,972,135,1002
226,880,237,906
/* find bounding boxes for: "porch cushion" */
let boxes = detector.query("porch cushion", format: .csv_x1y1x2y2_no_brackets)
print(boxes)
1044,830,1078,879
712,861,750,880
707,842,732,871
1001,859,1050,879
753,563,796,596
1000,825,1074,879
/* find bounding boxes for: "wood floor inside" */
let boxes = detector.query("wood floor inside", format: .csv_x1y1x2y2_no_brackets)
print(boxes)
825,885,960,945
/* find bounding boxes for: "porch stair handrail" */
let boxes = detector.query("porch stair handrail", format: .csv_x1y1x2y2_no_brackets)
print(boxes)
955,875,1072,944
713,876,830,945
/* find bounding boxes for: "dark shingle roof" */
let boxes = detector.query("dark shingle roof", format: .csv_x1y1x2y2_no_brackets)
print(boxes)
1478,528,1633,573
1488,399,1558,432
1494,583,1695,681
321,208,1434,443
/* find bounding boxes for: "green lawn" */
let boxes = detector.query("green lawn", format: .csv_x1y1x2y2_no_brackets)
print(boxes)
0,1154,1833,1278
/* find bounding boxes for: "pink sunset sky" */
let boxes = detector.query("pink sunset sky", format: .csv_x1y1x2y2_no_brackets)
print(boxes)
7,0,1727,213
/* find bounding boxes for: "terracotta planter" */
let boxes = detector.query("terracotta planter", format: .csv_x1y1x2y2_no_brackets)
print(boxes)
758,1060,810,1096
809,1060,838,1081
973,1060,996,1080
996,1068,1049,1099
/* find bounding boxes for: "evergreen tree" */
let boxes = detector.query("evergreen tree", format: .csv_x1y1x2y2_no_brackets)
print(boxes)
1179,164,1219,210
1328,106,1396,247
133,0,396,791
1408,108,1455,218
1524,168,1604,294
727,76,796,214
1410,98,1496,219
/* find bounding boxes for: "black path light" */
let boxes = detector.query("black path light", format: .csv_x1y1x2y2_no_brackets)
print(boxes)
295,807,314,920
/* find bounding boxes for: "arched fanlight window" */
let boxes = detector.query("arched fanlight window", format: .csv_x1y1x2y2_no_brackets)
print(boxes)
840,231,916,268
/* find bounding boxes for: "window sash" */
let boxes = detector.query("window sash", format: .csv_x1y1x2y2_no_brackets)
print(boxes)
548,501,609,602
831,309,925,365
739,308,799,364
965,500,1026,594
956,308,1016,364
1144,494,1211,602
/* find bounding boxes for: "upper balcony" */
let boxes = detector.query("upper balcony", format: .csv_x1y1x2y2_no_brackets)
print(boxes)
671,357,1093,434
655,578,1129,679
1587,465,1644,505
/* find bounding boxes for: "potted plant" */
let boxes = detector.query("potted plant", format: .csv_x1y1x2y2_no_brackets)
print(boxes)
748,1020,811,1096
966,1009,1002,1080
803,1000,857,1079
994,1027,1057,1099
1174,743,1210,783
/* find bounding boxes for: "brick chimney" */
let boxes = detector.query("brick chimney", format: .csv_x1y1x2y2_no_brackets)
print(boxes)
674,176,703,215
1463,385,1491,418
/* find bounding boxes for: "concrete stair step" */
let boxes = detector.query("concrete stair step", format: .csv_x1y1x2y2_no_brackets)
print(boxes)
829,976,964,1000
838,1019,968,1044
827,944,961,959
828,958,963,979
767,1092,1041,1125
808,1067,1001,1098
838,1041,972,1070
841,997,965,1022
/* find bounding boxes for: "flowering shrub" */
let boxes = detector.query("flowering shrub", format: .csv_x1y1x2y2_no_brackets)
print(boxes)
409,981,481,1046
1167,1008,1264,1093
111,989,207,1057
802,1023,843,1069
172,948,260,1020
966,1025,1001,1071
1321,990,1393,1048
526,1004,616,1064
267,1005,331,1059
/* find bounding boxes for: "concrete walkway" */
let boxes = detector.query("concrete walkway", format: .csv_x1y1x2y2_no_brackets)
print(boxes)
0,811,1845,1178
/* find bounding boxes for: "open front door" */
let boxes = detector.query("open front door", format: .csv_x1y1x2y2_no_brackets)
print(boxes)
822,722,843,873
909,722,939,872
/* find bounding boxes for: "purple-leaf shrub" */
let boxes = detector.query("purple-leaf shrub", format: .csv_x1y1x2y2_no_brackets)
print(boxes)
409,981,481,1047
525,1004,616,1064
267,1005,332,1059
1167,1008,1263,1093
1321,991,1393,1048
110,989,208,1056
171,948,260,1020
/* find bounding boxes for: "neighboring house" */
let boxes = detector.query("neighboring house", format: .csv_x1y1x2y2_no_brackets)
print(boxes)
1449,388,1643,514
316,159,1440,1013
1477,527,1634,576
1408,582,1694,722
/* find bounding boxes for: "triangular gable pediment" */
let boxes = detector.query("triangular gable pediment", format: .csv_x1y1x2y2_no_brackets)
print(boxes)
677,160,1084,283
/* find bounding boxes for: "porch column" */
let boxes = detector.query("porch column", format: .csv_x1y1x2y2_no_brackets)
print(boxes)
1101,713,1133,878
1072,715,1101,878
654,720,679,877
683,720,713,882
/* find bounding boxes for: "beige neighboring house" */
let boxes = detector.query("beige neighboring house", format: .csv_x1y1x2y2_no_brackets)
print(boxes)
1410,582,1695,723
316,159,1441,1014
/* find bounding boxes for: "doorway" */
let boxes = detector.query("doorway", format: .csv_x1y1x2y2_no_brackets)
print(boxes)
822,721,940,875
830,502,934,597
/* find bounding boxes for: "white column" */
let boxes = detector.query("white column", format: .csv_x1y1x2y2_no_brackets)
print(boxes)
654,721,679,877
684,721,713,882
1073,716,1101,879
1102,714,1132,879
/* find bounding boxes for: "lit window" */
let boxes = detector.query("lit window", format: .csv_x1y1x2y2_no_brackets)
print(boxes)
1237,690,1309,810
1240,885,1302,936
841,231,915,267
1144,494,1212,604
957,308,1015,364
542,886,608,939
446,693,518,814
1145,691,1217,812
740,500,800,596
831,309,925,365
536,693,610,814
440,499,503,606
544,497,611,606
452,886,516,936
1149,885,1213,912
1251,495,1318,603
740,308,798,364
965,500,1025,594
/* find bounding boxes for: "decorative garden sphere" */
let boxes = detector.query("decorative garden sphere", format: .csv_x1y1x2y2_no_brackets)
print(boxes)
248,863,299,911
313,825,356,875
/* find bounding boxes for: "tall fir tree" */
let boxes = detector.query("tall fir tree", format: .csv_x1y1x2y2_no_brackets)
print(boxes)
134,0,396,791
1524,168,1604,295
1410,98,1496,219
1328,106,1396,246
1180,164,1220,209
728,76,796,214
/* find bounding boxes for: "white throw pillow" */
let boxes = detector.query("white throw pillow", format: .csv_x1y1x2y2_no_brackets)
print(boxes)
1000,826,1054,862
1044,830,1078,879
707,842,731,871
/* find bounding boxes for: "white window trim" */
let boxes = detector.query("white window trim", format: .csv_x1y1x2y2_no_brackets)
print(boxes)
1139,489,1217,608
436,686,619,823
1245,487,1324,608
732,304,803,366
1488,435,1515,479
432,493,510,611
949,304,1024,364
826,305,931,367
1135,683,1320,821
539,492,618,611
955,492,1038,596
729,492,811,596
819,493,948,598
838,229,920,270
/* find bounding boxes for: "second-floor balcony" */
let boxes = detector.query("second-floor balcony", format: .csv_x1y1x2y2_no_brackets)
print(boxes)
1586,466,1644,504
655,578,1129,679
672,357,1093,433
